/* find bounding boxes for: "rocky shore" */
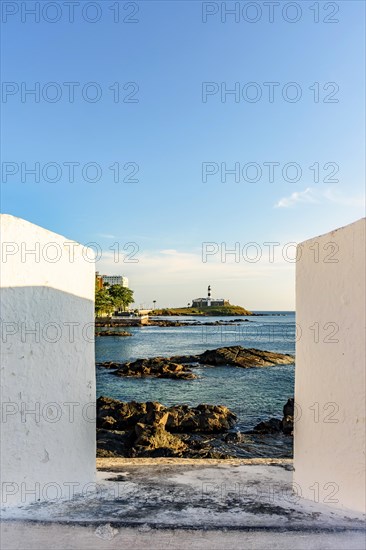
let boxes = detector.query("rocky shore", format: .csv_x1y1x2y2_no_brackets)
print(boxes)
147,318,252,327
97,397,237,458
251,398,294,435
97,346,294,380
152,305,253,316
102,358,197,380
188,346,295,368
97,396,294,459
96,330,132,337
95,318,253,328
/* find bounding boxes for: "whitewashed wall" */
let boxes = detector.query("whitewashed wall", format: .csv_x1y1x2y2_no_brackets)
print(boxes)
294,218,366,513
0,215,96,507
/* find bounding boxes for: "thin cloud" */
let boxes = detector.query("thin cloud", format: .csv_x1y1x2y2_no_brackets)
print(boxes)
275,187,365,209
275,187,318,208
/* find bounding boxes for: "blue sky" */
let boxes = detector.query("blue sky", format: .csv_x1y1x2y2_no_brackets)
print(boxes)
1,0,365,309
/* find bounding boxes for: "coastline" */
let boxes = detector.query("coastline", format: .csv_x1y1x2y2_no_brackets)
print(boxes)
96,313,296,459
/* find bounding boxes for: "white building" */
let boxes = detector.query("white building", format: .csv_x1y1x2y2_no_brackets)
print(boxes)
192,285,226,307
102,275,128,287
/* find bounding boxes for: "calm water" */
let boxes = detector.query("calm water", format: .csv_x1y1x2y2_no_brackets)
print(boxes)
96,312,295,432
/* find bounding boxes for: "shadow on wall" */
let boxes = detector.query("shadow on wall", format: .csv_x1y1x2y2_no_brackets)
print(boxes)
0,286,96,507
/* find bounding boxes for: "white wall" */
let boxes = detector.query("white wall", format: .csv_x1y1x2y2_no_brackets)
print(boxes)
0,215,96,507
294,218,366,513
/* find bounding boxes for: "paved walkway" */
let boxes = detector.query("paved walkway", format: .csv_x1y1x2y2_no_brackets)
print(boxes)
1,459,365,549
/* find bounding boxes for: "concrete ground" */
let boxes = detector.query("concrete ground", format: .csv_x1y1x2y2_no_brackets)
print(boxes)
1,459,365,550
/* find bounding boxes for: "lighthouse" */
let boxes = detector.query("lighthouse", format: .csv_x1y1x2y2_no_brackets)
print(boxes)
191,287,225,308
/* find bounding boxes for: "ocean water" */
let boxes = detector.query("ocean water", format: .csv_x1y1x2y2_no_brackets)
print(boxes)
96,311,295,432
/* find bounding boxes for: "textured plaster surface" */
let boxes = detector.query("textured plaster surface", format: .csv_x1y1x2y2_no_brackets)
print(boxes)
0,215,96,507
294,218,366,513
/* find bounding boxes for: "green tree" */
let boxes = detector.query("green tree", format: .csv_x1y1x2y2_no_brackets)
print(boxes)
108,285,134,312
95,288,114,317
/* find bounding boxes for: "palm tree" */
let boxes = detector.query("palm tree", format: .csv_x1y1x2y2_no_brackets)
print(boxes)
153,300,156,310
95,288,114,317
109,284,134,312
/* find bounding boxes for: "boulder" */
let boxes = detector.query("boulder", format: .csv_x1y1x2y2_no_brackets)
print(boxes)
281,398,294,434
97,396,147,430
133,424,187,457
145,402,170,428
96,396,238,458
281,415,294,435
98,397,237,435
198,346,294,368
96,428,134,457
168,355,200,364
252,418,283,434
251,397,295,435
98,347,294,377
107,357,197,380
224,431,243,443
166,403,237,433
283,397,294,417
96,396,294,458
168,346,294,368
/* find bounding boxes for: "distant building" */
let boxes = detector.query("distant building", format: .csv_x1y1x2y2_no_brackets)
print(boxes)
101,275,129,287
192,285,226,307
192,298,226,307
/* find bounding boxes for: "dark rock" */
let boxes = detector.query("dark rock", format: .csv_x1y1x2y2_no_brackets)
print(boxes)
97,362,122,370
97,396,147,430
224,431,243,443
96,396,238,458
283,398,294,417
133,424,187,456
168,355,200,364
96,331,132,337
98,396,236,435
281,415,294,435
168,346,294,368
198,346,294,368
109,357,197,380
98,347,294,378
166,403,237,433
96,428,134,457
145,402,170,428
250,397,295,436
281,398,294,434
147,320,188,327
147,319,253,327
252,418,283,434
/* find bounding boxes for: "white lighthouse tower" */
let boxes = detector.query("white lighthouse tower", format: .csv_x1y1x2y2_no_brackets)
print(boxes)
207,285,211,307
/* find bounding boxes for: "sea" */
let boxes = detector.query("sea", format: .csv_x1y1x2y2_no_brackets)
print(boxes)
96,312,296,440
